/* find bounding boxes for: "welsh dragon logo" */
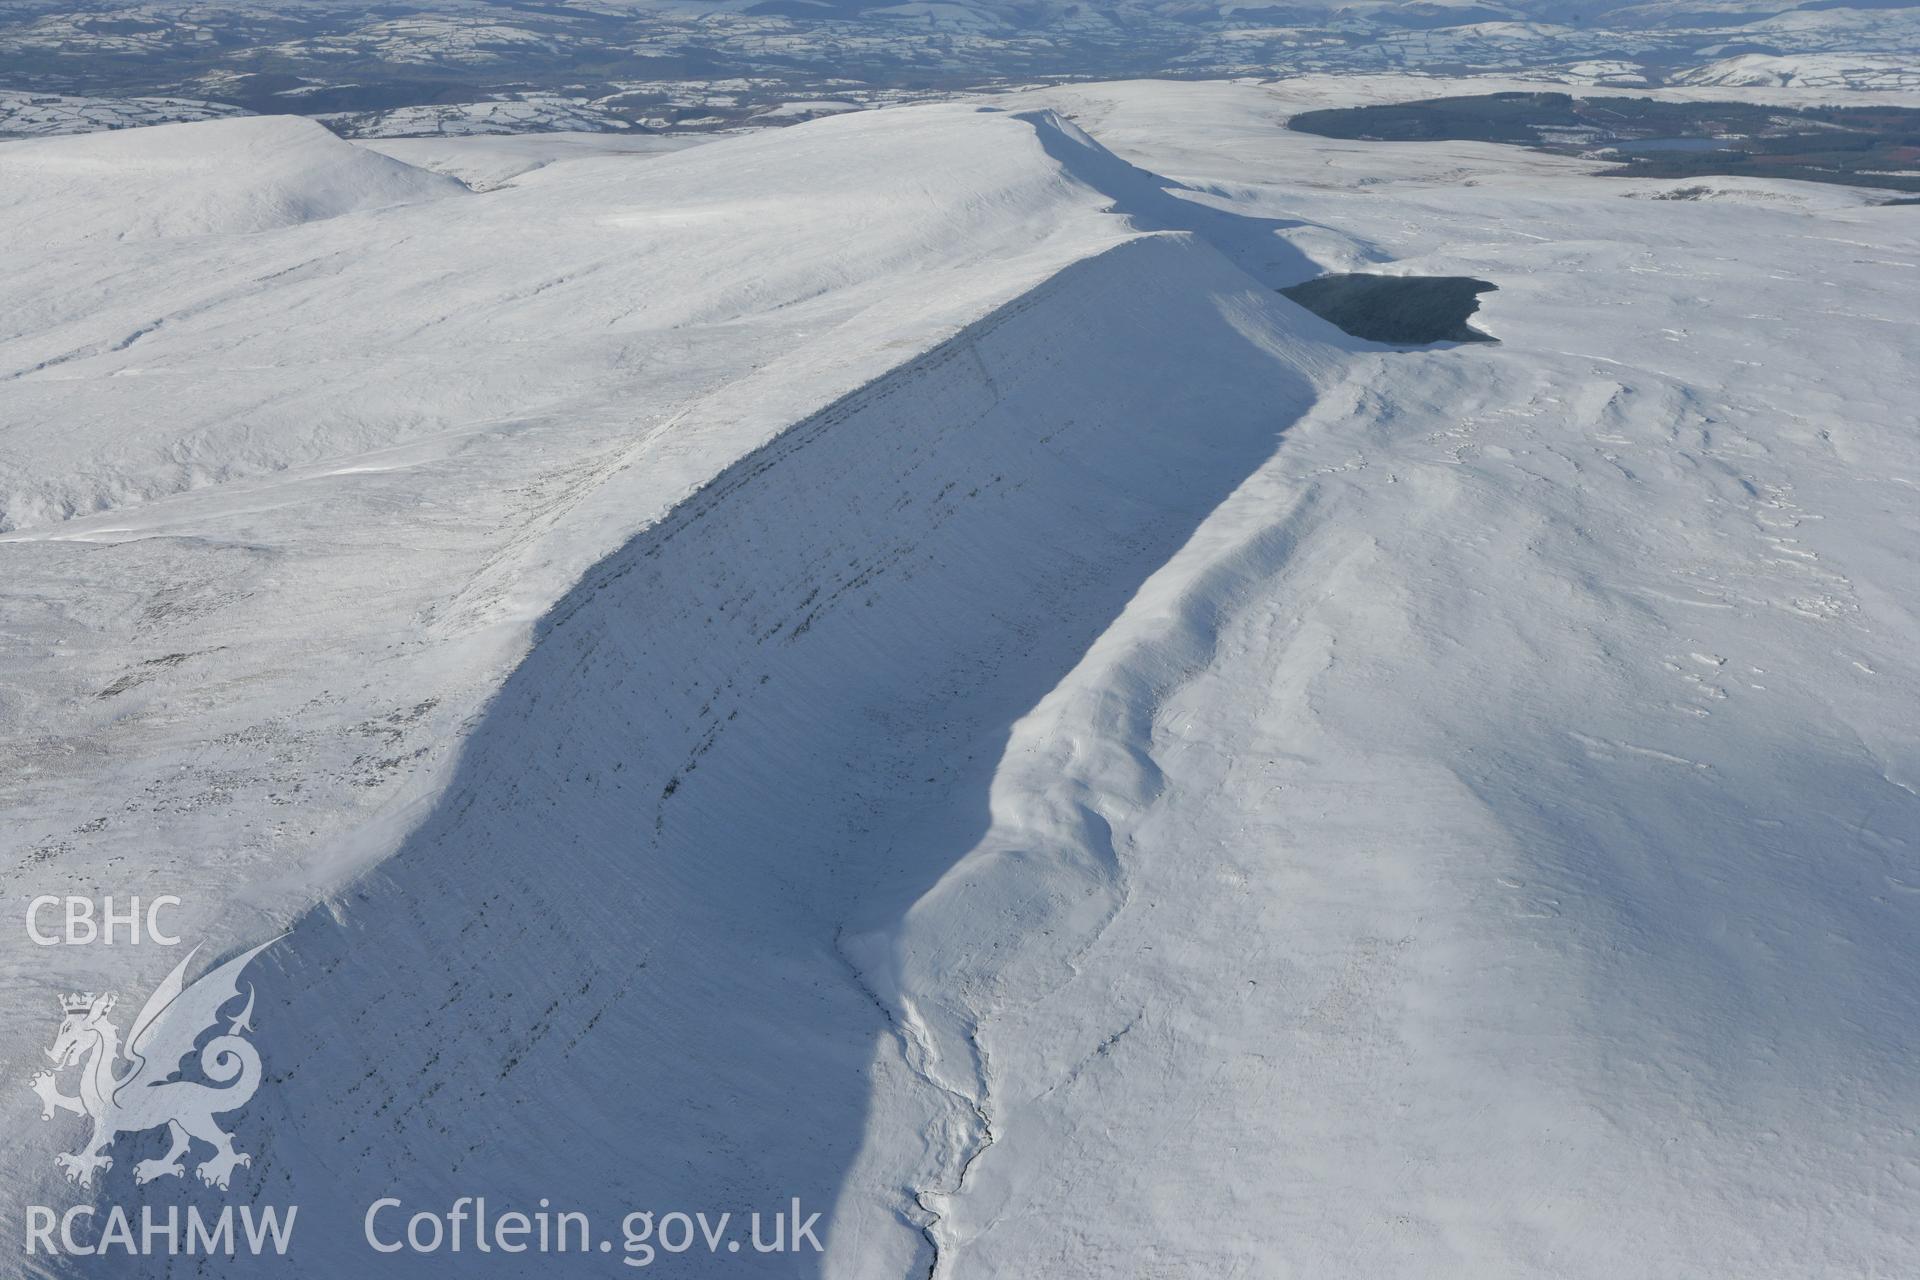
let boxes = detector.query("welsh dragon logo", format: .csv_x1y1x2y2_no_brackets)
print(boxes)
28,938,279,1191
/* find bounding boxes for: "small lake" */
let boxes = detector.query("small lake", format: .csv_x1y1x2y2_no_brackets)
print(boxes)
1279,274,1498,346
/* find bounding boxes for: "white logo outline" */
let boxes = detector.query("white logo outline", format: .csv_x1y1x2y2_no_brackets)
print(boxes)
29,937,280,1191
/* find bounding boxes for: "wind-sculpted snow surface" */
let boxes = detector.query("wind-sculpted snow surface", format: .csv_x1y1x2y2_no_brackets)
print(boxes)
3,80,1918,1279
859,79,1920,1277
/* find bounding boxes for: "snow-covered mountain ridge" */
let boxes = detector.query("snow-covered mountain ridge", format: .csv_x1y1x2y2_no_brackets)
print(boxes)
4,78,1918,1276
2,104,1330,1268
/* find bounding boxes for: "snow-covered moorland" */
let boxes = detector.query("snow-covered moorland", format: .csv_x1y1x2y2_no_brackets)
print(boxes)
1,77,1916,1277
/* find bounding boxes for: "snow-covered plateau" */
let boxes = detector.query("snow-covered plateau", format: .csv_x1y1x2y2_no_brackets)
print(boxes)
1,76,1916,1277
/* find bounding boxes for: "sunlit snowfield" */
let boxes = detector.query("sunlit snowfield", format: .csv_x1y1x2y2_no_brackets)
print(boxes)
2,76,1917,1277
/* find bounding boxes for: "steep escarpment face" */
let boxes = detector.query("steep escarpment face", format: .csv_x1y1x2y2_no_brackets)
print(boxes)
5,74,1918,1280
2,101,1310,1257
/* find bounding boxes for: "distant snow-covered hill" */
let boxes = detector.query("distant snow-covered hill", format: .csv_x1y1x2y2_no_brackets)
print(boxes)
0,115,466,245
1675,50,1920,90
3,0,1918,139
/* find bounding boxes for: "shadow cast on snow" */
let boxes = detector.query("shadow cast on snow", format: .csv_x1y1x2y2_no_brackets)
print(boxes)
78,124,1350,1278
1015,108,1327,291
